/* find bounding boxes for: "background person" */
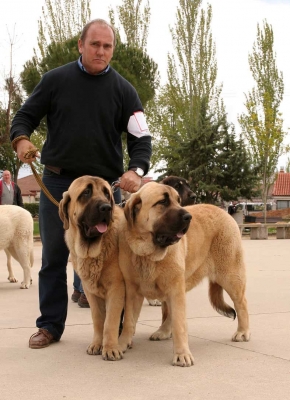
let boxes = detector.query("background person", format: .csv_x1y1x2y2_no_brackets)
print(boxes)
228,202,237,215
10,18,152,349
0,170,24,207
71,271,90,308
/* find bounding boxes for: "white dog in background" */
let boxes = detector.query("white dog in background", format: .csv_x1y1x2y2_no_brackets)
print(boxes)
0,205,34,289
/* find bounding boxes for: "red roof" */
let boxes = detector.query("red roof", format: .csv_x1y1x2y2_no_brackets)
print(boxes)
272,172,290,196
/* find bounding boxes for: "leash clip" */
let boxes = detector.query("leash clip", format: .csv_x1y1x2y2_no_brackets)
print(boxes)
111,179,121,193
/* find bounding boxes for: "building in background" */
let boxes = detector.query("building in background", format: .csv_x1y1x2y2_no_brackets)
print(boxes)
272,168,290,209
17,174,40,203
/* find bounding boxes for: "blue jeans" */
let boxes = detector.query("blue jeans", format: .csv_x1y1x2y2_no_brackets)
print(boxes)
36,168,121,340
73,270,84,293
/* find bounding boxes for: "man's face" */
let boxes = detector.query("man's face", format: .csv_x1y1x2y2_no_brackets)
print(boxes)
2,171,11,183
78,23,115,75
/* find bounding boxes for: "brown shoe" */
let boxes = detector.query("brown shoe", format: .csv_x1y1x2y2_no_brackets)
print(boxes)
78,293,90,308
29,328,56,349
71,289,81,302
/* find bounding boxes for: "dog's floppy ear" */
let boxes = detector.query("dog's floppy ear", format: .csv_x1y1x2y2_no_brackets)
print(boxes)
59,191,71,230
124,193,141,227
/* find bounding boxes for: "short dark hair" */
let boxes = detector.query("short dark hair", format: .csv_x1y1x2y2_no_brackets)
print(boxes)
80,19,116,46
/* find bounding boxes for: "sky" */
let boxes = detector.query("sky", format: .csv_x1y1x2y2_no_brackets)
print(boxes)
1,0,290,175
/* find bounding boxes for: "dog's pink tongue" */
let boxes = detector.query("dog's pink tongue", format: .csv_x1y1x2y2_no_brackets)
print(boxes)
95,223,108,233
177,232,184,238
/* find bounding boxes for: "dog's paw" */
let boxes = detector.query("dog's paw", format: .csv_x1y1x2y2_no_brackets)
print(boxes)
119,335,133,352
87,342,102,355
102,345,123,361
172,352,194,367
147,298,162,306
150,329,172,341
20,281,30,289
232,330,251,342
8,276,18,283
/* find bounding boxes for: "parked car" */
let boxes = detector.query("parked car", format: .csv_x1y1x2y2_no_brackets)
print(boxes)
236,202,272,216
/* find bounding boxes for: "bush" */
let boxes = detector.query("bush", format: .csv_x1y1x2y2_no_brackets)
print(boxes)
24,203,39,217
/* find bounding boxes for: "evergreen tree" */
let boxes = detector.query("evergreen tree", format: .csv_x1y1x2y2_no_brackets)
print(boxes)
216,129,260,202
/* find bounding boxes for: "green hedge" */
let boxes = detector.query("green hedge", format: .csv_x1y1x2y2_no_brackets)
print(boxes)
24,203,39,217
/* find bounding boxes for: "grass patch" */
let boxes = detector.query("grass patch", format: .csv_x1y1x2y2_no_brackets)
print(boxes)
33,219,40,236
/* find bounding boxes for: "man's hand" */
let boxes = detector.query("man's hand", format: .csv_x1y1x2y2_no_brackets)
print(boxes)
119,170,142,193
16,140,39,163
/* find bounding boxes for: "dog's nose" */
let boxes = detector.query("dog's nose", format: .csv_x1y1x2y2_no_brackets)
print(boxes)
183,213,192,222
99,204,112,213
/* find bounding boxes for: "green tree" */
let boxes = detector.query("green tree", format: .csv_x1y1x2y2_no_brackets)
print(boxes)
151,0,233,201
238,20,288,220
37,0,91,58
21,35,80,95
109,0,151,49
111,42,158,108
216,128,260,202
159,101,258,203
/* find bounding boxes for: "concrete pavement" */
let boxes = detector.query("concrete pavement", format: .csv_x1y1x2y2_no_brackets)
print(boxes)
0,239,289,400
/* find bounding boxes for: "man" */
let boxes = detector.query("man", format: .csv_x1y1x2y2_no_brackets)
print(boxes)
10,19,152,349
0,170,24,207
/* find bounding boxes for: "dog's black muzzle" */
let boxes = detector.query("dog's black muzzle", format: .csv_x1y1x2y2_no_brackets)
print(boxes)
153,211,192,247
79,201,112,240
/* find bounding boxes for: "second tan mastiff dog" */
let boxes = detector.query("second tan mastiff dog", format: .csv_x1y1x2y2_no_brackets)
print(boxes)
59,176,124,361
118,182,250,367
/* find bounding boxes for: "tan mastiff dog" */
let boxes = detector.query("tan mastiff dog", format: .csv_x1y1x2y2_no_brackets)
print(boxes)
118,181,250,367
147,175,196,307
59,176,124,361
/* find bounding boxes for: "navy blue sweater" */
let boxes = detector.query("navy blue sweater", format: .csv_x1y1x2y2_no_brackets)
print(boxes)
11,61,152,179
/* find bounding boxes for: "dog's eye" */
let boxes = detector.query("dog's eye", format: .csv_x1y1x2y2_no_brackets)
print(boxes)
156,198,169,206
103,188,111,200
154,193,170,207
81,188,91,198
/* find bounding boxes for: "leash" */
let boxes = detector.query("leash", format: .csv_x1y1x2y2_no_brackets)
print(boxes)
24,149,60,207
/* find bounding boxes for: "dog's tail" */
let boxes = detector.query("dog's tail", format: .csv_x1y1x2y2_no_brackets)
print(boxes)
209,281,236,320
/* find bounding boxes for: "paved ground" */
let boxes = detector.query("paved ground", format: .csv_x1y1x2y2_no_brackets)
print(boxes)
0,239,289,400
